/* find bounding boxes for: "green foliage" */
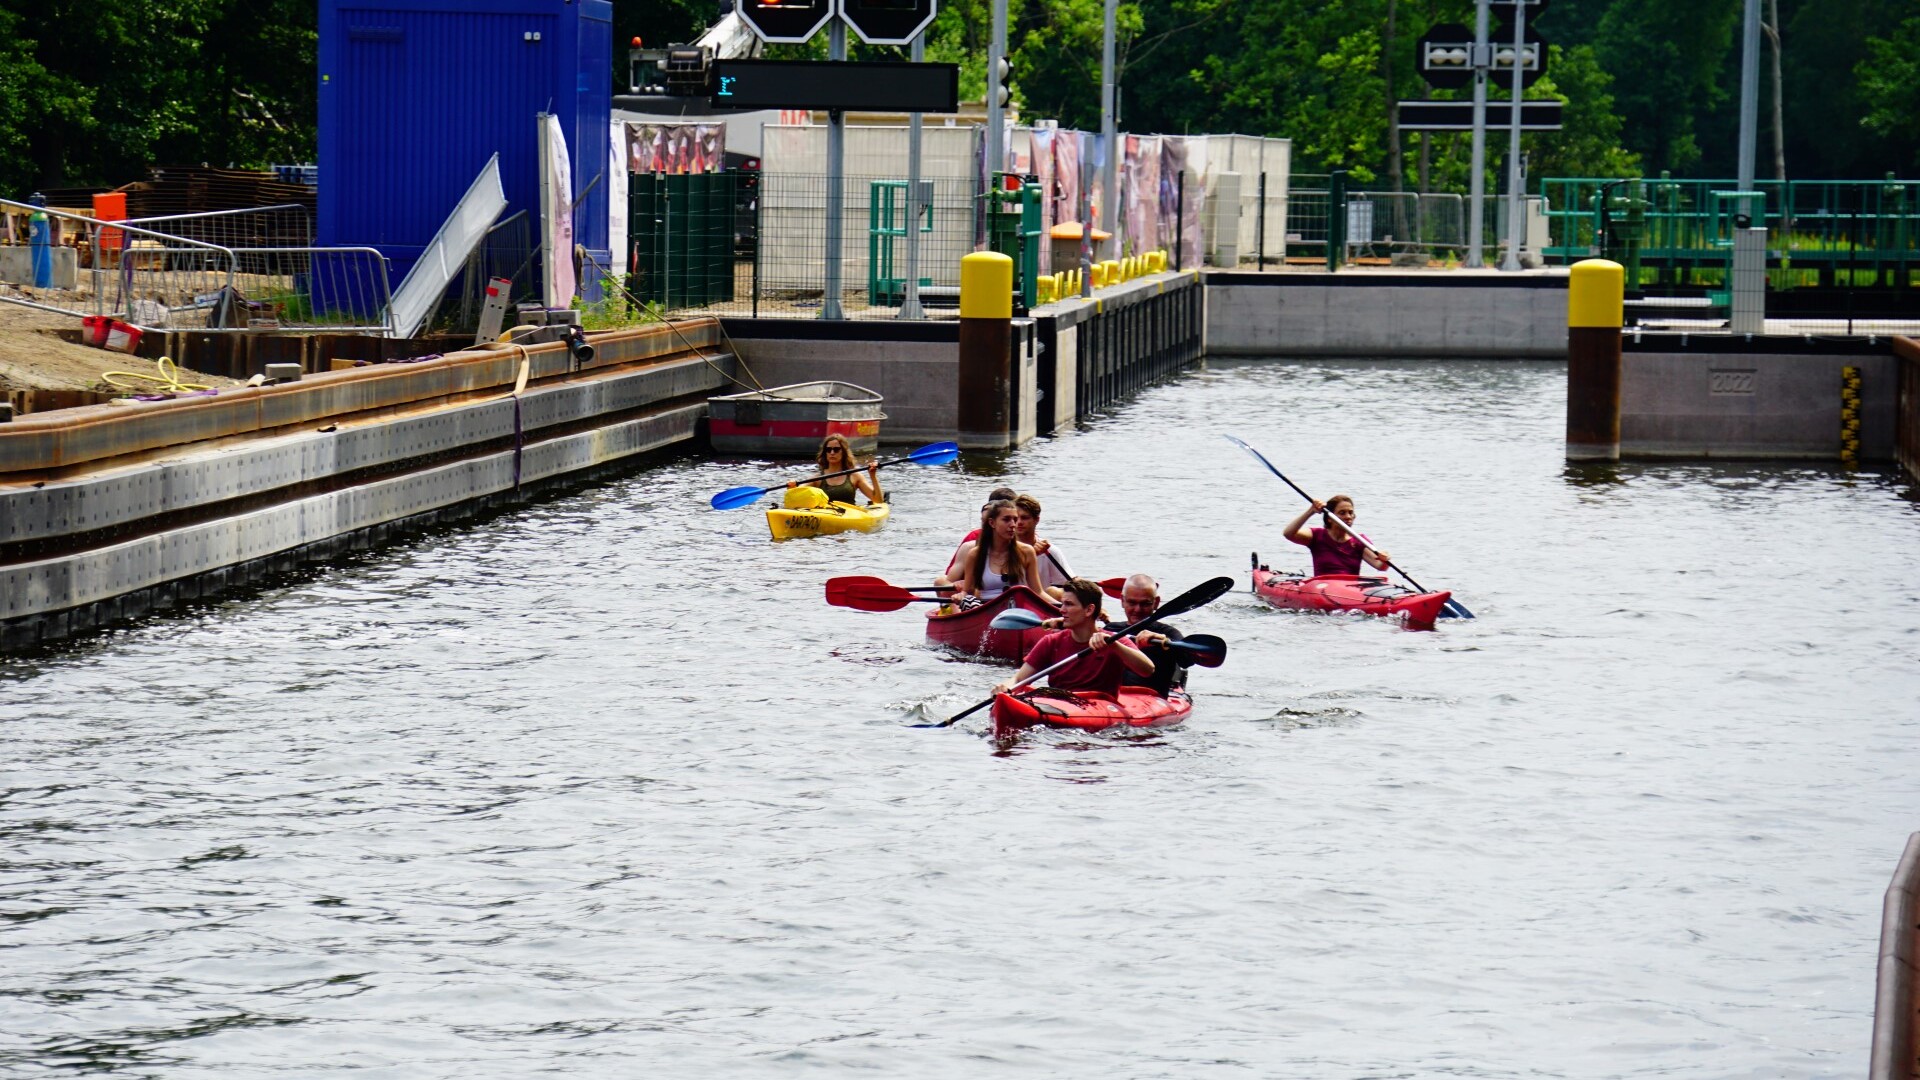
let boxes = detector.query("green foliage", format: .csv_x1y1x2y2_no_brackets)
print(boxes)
1527,44,1641,180
1858,13,1920,164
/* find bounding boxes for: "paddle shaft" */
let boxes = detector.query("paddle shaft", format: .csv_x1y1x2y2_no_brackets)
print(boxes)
1232,439,1438,597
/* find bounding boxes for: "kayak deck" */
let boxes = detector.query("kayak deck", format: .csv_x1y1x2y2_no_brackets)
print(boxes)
924,585,1057,662
1251,560,1451,629
992,687,1193,739
765,501,889,540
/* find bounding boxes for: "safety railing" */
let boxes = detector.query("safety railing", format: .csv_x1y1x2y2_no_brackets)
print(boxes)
0,196,393,334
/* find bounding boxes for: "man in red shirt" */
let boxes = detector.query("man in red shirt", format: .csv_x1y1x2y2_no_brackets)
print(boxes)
992,578,1155,697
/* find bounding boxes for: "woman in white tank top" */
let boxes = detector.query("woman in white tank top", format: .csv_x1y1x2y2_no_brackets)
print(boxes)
937,499,1043,603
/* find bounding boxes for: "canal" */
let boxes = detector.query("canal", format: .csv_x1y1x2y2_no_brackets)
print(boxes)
2,359,1916,1077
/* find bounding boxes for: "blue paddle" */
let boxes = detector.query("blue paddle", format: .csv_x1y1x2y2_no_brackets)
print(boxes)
709,441,959,510
988,608,1228,667
1223,434,1474,619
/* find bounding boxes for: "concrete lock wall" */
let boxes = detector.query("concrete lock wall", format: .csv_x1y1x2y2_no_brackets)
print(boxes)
1621,341,1899,460
1204,273,1569,358
720,320,961,444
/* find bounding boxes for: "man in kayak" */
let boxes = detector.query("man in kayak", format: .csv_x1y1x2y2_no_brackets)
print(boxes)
1116,574,1191,697
1038,574,1189,696
1283,493,1391,577
1013,493,1072,597
993,578,1155,697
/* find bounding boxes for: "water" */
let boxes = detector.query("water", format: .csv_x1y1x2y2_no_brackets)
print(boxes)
3,359,1917,1078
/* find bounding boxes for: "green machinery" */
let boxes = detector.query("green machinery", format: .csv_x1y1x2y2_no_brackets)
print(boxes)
984,174,1044,310
868,180,932,307
1542,175,1920,291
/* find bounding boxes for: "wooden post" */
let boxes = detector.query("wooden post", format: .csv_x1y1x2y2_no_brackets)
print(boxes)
1567,258,1624,461
957,251,1013,449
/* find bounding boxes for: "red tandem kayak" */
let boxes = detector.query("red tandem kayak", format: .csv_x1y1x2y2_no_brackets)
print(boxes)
992,687,1193,739
1251,560,1452,629
924,585,1058,662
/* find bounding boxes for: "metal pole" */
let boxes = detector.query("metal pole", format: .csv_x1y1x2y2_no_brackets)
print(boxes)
1499,1,1527,272
1257,171,1267,271
1736,0,1761,207
987,0,1007,179
1079,142,1093,297
1100,0,1118,261
899,32,927,320
1466,0,1490,268
822,19,846,319
1174,168,1185,270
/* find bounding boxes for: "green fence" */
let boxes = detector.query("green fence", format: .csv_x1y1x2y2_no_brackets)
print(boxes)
628,171,739,309
1541,176,1920,290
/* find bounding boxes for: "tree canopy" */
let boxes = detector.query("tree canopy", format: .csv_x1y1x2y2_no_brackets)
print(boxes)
0,0,1912,196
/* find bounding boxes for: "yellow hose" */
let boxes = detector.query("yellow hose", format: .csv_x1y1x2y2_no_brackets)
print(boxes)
102,356,212,394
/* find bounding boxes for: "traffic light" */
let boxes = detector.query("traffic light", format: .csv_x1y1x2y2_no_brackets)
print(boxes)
992,55,1012,107
1417,24,1473,91
838,0,937,46
738,0,835,44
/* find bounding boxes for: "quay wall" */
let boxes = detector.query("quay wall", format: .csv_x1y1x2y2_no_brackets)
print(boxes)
1621,336,1899,461
1,325,735,650
1870,832,1920,1080
1894,338,1920,484
1204,271,1568,358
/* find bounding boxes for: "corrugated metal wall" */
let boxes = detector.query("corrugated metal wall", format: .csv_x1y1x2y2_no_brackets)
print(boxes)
318,0,611,295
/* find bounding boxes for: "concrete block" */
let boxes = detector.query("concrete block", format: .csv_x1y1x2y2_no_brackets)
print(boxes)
0,246,78,289
1621,351,1897,459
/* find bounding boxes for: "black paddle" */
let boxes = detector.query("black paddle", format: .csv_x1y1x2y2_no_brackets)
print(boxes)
924,575,1236,728
709,441,959,510
986,609,1227,666
1223,434,1474,619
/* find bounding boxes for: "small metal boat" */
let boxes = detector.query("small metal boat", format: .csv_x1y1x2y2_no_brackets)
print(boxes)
706,381,885,458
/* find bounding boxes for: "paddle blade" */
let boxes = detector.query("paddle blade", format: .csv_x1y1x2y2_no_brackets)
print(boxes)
988,608,1046,631
1154,576,1238,621
905,441,960,466
710,485,767,510
832,588,916,613
1440,598,1475,619
1099,577,1125,599
1168,633,1227,668
824,575,891,604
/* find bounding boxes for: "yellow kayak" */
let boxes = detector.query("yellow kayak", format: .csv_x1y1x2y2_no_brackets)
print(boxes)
766,501,889,540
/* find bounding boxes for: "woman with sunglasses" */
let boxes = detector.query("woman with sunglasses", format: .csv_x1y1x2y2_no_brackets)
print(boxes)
790,434,883,506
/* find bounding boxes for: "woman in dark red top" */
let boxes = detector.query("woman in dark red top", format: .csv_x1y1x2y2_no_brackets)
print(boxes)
992,578,1154,697
1283,493,1392,577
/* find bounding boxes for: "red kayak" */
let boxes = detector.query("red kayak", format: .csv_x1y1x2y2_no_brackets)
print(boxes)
1251,561,1452,629
924,585,1058,662
992,687,1193,739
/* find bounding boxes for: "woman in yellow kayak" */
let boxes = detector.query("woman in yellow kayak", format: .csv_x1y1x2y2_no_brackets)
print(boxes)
1284,493,1391,577
937,498,1044,604
788,434,883,506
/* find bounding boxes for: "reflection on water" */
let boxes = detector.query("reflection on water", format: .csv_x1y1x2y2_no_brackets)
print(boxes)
2,358,1917,1078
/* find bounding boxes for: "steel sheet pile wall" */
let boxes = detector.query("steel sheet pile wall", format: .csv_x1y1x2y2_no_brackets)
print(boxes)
1,322,729,649
1033,271,1206,434
1897,338,1920,484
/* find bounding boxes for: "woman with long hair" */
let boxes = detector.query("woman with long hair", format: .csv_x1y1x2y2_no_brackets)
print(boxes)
1283,493,1391,577
789,434,883,506
937,499,1043,603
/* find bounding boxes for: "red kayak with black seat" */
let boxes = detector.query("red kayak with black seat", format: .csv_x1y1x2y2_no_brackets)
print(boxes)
991,687,1193,739
924,585,1058,662
1251,558,1452,629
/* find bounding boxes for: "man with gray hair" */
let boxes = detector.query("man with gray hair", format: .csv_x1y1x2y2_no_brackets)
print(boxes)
1118,574,1192,697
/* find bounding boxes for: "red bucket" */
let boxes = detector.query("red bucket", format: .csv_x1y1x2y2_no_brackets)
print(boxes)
81,315,143,353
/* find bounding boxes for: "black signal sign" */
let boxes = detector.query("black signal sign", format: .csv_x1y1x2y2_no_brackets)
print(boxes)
839,0,938,45
738,0,835,44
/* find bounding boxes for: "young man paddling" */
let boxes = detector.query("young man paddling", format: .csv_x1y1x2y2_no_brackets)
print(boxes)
993,578,1155,697
1039,574,1191,696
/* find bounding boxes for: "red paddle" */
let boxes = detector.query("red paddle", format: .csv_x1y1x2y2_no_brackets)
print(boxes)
825,575,1125,611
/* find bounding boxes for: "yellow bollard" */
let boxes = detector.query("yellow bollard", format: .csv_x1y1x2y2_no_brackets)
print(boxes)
1567,258,1625,462
958,251,1014,449
1091,263,1107,289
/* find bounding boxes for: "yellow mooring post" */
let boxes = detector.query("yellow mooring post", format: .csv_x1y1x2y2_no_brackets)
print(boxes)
957,251,1014,449
1567,258,1625,461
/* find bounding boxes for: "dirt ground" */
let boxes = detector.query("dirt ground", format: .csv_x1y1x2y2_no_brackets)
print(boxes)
0,301,231,393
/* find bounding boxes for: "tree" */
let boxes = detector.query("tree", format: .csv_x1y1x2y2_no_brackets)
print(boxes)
1592,0,1740,173
1853,11,1920,168
1526,44,1640,179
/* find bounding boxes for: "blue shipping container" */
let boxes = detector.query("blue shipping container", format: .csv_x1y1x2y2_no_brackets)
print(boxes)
318,0,611,302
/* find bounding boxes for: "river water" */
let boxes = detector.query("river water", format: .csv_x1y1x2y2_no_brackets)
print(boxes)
2,359,1917,1078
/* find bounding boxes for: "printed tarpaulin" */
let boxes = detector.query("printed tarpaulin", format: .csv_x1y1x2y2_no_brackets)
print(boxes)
625,123,727,175
1159,136,1205,267
541,113,576,308
1124,135,1160,258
